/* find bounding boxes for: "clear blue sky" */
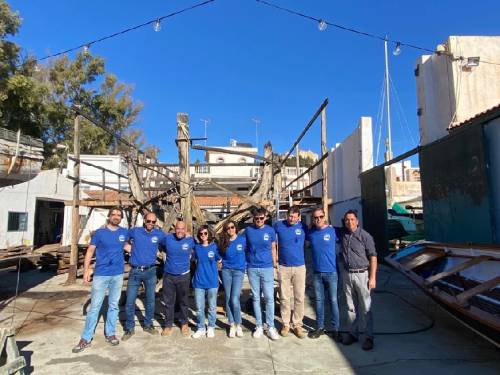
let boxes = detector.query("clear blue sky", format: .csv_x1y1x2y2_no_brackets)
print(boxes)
9,0,500,163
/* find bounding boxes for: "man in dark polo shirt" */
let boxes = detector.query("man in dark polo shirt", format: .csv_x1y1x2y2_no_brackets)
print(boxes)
122,212,165,341
339,209,377,351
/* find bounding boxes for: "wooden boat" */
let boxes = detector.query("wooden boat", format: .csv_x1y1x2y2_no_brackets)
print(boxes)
385,241,500,347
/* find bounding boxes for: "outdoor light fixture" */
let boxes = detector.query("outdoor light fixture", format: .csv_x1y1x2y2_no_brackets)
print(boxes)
318,19,327,31
393,42,402,56
465,56,480,67
153,19,161,32
82,44,90,54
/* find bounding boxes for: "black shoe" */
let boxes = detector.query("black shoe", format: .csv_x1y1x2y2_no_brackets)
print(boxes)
121,330,135,341
362,337,374,351
331,330,342,343
308,328,324,339
342,333,358,345
143,326,158,335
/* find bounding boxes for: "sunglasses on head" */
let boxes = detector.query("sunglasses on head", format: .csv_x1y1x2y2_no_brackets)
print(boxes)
313,215,325,220
146,220,157,224
254,216,265,221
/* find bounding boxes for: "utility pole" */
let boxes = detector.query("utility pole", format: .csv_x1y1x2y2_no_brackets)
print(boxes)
200,118,210,146
177,113,193,234
67,114,80,284
251,118,260,153
321,108,329,222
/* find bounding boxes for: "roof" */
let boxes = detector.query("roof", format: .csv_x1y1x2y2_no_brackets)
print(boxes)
448,103,500,131
82,189,134,202
194,195,242,207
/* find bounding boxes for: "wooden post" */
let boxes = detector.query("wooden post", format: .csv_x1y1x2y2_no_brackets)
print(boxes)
295,144,301,190
177,113,192,234
67,114,80,284
321,108,329,222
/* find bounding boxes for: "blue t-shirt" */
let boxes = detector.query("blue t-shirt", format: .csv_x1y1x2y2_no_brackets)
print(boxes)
307,225,337,273
162,234,195,275
128,227,165,266
90,226,129,276
245,225,276,268
273,220,307,266
221,235,246,271
193,242,221,289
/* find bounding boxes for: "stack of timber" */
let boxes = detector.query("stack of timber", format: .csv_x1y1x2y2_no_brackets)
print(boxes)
386,241,500,347
0,245,37,269
55,245,90,275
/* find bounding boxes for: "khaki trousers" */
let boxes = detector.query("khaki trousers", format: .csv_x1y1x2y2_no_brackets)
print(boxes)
278,265,306,328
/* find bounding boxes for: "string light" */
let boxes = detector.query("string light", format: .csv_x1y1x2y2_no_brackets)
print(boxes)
318,19,327,31
393,42,401,56
153,19,161,32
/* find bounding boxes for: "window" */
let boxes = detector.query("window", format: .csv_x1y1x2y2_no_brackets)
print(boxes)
8,212,28,231
216,157,225,164
238,157,246,164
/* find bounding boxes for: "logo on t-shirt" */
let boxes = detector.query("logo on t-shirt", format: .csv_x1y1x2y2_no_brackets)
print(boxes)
236,244,243,251
323,234,330,241
119,235,126,242
295,229,302,235
182,243,189,251
263,233,270,241
208,251,215,259
151,236,158,243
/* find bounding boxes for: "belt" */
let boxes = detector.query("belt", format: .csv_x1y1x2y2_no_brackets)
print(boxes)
347,268,368,273
131,264,156,271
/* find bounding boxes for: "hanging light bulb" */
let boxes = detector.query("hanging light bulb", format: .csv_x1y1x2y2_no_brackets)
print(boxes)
318,19,327,31
393,42,402,56
83,44,90,54
153,19,161,32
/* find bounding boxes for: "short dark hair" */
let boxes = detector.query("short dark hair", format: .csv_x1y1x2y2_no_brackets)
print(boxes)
312,207,325,216
287,205,301,216
344,209,358,219
252,207,267,217
107,206,123,218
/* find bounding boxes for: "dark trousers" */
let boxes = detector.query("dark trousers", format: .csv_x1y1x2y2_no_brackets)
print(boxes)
162,272,190,327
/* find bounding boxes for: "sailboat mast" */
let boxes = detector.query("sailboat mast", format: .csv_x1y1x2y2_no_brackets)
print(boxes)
384,37,393,162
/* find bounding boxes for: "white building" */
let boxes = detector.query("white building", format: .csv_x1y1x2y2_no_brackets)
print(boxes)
416,36,500,145
0,169,78,249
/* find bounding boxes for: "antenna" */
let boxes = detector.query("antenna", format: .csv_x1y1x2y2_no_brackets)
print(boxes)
251,118,261,153
200,118,210,146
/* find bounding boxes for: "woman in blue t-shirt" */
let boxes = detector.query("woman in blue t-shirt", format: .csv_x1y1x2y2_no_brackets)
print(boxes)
218,220,246,338
192,225,221,339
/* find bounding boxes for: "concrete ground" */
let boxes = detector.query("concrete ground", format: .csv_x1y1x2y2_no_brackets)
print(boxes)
0,264,499,375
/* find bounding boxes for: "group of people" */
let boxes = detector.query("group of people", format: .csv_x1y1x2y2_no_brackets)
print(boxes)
72,205,377,353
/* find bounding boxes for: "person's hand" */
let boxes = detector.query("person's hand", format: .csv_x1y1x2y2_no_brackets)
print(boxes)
217,260,222,271
368,277,376,290
83,269,92,284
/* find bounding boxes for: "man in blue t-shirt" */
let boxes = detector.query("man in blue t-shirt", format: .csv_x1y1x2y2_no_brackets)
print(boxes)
245,208,280,341
306,207,341,341
73,207,129,353
122,212,165,341
160,219,195,337
273,205,307,339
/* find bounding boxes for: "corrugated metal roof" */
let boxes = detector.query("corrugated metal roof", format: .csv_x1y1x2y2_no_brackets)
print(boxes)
448,103,500,131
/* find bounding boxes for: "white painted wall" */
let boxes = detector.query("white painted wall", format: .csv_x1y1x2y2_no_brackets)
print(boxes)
311,117,373,226
0,169,74,248
67,154,129,191
416,36,500,145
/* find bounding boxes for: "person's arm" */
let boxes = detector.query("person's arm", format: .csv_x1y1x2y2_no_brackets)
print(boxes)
124,242,131,254
272,241,277,268
368,256,377,290
83,245,96,283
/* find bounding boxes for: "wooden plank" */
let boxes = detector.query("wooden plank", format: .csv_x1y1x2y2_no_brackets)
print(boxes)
424,256,491,285
456,276,500,307
178,113,193,233
321,107,328,221
291,178,323,197
401,249,446,270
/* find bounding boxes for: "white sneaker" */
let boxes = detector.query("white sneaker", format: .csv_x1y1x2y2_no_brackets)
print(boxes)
253,326,263,338
207,327,215,338
236,325,244,338
267,327,280,341
192,329,206,339
228,324,236,338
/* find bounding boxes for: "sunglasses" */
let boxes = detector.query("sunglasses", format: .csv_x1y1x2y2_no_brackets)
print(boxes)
254,216,265,221
313,215,325,220
200,231,209,236
146,220,157,224
226,225,236,230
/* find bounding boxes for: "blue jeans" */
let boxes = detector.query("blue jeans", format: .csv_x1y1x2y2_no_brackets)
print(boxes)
125,267,157,331
81,274,123,341
221,269,244,325
247,267,275,329
313,271,340,331
194,288,218,329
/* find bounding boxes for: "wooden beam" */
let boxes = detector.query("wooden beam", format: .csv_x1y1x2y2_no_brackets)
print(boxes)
281,98,329,166
66,176,130,194
67,114,80,285
424,256,491,286
321,107,329,221
402,249,446,270
284,152,329,189
178,113,193,233
291,178,323,197
456,276,500,307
